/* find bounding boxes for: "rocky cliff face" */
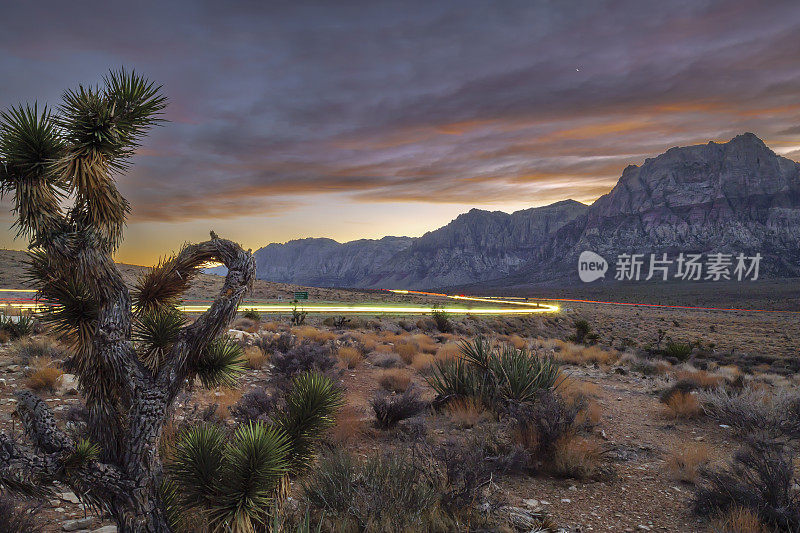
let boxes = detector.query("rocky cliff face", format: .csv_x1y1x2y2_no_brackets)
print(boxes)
248,133,800,289
251,200,586,288
253,236,413,287
503,133,800,284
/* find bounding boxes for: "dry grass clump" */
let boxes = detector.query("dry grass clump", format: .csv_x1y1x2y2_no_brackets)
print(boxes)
411,352,436,373
379,368,412,392
446,397,491,428
710,507,768,533
260,321,280,332
674,368,725,389
393,341,418,364
559,376,602,427
329,404,366,445
26,357,63,392
195,387,243,422
293,326,336,343
551,435,605,479
665,443,710,483
337,346,364,369
372,351,405,369
554,343,619,366
435,342,461,362
665,391,702,419
243,346,267,369
410,333,438,353
232,317,259,333
353,332,379,352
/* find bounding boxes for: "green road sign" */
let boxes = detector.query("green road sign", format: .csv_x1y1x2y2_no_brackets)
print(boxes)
294,291,309,300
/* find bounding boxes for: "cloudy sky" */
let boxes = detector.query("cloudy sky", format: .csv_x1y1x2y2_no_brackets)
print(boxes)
2,0,800,264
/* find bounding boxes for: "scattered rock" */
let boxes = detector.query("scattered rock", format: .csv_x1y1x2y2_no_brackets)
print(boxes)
62,517,97,531
92,526,118,533
60,491,81,504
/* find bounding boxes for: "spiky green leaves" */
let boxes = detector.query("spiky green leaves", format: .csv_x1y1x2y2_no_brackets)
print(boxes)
132,244,215,312
56,69,165,248
164,373,342,532
0,104,65,238
62,438,100,473
193,337,246,389
133,306,185,371
426,337,563,408
165,423,290,532
275,372,344,472
29,251,99,344
57,68,166,172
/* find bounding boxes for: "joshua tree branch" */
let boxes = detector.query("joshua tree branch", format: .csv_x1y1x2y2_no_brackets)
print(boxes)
158,234,255,394
14,391,73,454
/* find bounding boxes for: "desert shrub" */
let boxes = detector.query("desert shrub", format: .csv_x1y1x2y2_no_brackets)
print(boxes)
674,369,724,389
0,494,41,533
0,314,36,341
430,304,452,333
551,435,605,479
411,352,435,373
665,391,702,419
256,331,295,356
324,315,351,329
664,341,693,362
426,355,483,406
554,344,618,366
509,389,581,461
711,506,767,533
229,388,277,424
666,443,710,483
25,356,63,392
329,404,365,445
379,368,411,392
567,319,598,345
241,308,261,321
446,397,491,428
371,388,427,429
270,341,337,382
428,338,562,410
301,449,440,532
693,438,800,531
293,326,336,343
9,337,66,365
701,386,800,440
393,341,418,364
290,301,307,326
433,434,527,511
243,345,267,369
435,342,461,362
336,346,363,369
371,351,405,368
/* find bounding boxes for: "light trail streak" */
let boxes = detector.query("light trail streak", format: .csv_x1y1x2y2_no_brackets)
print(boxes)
0,290,559,315
388,289,800,314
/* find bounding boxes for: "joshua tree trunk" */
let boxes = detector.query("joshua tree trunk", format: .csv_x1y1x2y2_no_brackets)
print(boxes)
0,71,259,532
1,237,255,532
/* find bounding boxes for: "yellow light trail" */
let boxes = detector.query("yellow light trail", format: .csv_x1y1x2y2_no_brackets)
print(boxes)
0,291,559,315
178,303,558,315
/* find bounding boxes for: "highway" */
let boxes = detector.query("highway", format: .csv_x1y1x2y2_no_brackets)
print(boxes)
0,288,560,315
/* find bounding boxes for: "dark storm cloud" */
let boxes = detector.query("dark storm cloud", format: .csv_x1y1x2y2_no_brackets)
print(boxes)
3,0,800,221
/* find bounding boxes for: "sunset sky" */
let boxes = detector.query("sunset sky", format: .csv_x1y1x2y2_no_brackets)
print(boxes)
2,0,800,265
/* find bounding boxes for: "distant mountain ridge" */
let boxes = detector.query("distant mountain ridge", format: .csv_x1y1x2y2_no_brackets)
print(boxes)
236,133,800,288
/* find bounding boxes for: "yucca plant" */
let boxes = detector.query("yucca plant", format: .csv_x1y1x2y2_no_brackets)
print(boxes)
427,337,562,410
164,372,342,532
0,69,322,532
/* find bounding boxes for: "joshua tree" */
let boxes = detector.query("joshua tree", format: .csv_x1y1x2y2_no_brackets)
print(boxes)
0,70,341,532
